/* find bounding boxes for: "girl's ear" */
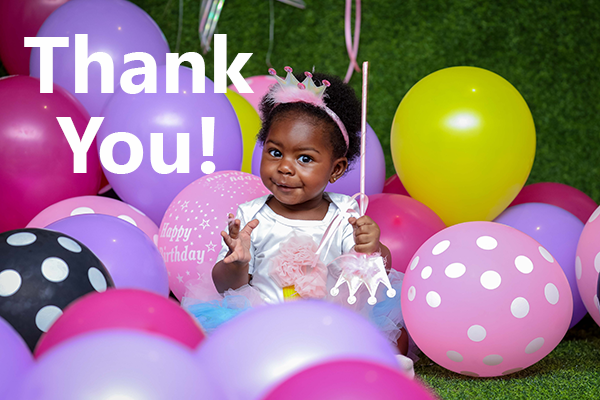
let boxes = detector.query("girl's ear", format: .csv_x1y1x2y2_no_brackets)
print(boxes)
329,157,348,183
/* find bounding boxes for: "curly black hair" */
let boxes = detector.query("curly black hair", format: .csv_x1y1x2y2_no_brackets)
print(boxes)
257,72,361,170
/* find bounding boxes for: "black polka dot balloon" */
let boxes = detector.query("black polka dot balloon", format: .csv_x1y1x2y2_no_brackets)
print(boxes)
0,228,114,351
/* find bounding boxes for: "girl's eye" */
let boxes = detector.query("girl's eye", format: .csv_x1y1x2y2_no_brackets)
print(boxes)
298,155,313,163
269,149,282,158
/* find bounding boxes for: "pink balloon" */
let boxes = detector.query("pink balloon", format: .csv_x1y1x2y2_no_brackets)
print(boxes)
158,171,270,300
383,174,411,197
34,289,205,358
0,0,69,75
509,182,597,224
367,194,445,273
402,221,572,377
27,195,159,243
575,206,600,327
262,359,435,400
0,76,101,232
228,75,277,115
252,123,386,196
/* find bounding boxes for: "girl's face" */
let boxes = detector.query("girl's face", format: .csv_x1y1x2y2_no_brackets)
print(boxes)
260,116,347,210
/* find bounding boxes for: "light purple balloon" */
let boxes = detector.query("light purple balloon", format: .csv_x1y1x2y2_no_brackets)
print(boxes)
30,0,170,117
98,66,243,224
252,123,386,196
495,202,586,328
10,330,222,400
195,300,398,400
46,214,169,297
0,317,33,395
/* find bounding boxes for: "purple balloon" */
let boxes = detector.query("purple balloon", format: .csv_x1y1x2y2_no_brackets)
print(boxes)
495,203,586,328
46,214,169,297
10,330,222,400
98,66,243,224
252,123,385,196
0,317,33,395
30,0,170,117
195,301,398,400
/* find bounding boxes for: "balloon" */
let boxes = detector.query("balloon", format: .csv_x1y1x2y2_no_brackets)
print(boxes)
495,203,586,328
158,171,270,300
34,289,205,358
228,75,277,115
11,330,222,400
47,214,168,297
383,174,411,197
0,0,69,75
391,66,536,226
98,66,243,225
226,89,262,173
0,75,101,232
0,229,113,351
509,182,597,224
575,206,600,327
30,0,170,117
0,317,33,394
27,195,159,243
252,123,386,196
366,194,446,272
195,301,399,400
402,221,572,377
262,359,435,400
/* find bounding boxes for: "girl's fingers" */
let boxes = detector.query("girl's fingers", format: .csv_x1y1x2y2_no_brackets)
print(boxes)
229,219,241,239
241,219,259,236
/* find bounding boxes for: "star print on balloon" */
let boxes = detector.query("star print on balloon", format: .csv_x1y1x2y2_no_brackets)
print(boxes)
158,171,270,300
0,228,114,351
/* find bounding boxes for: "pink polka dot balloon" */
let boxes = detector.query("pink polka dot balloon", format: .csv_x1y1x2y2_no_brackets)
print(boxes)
575,206,600,326
158,171,270,300
27,196,159,244
402,221,572,377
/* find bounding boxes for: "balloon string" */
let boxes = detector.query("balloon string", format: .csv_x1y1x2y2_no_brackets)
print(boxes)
266,0,275,68
343,0,361,83
176,0,184,53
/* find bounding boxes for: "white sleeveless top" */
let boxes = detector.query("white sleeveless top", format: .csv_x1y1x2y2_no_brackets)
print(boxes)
217,192,359,303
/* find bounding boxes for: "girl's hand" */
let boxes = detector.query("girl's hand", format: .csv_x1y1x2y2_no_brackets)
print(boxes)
349,215,381,254
221,214,259,266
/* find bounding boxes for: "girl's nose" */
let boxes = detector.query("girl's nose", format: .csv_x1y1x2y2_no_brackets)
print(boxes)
278,157,294,175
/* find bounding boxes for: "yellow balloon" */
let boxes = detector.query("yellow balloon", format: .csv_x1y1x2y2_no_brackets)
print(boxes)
391,67,536,225
225,90,262,173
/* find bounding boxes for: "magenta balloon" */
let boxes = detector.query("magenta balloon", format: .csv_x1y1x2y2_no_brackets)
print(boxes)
262,359,435,400
495,203,586,328
46,214,169,297
367,194,446,273
252,123,385,196
0,317,33,395
0,0,69,75
97,66,243,224
383,174,411,197
0,75,101,232
195,301,398,400
11,330,222,400
30,0,170,117
510,182,597,224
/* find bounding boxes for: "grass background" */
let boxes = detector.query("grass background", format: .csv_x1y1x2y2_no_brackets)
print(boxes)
1,0,599,398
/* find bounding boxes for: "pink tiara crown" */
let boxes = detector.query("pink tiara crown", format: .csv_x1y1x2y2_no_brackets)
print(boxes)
267,66,349,150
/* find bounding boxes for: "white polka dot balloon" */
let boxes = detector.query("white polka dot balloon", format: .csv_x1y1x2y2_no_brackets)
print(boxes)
402,221,572,377
575,206,600,327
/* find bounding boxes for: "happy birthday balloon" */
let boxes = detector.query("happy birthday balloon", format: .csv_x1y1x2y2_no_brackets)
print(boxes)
391,67,536,225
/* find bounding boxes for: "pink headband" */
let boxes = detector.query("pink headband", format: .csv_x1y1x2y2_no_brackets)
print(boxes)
267,67,350,151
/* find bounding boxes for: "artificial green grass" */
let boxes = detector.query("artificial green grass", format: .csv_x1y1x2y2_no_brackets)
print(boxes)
1,1,599,398
415,315,600,399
